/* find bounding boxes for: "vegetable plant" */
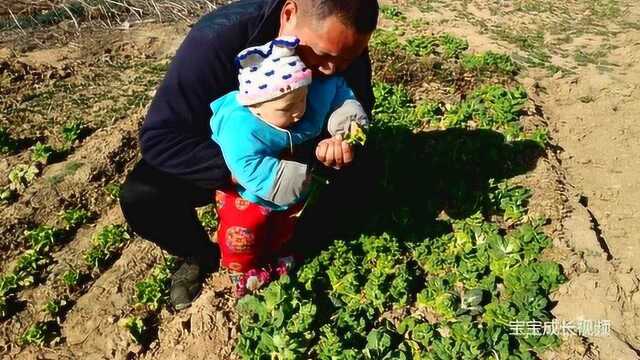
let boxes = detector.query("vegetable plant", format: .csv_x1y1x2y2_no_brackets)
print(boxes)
21,322,48,346
44,298,68,318
60,208,91,230
8,164,39,192
24,226,62,253
104,182,121,200
61,268,82,289
31,142,56,165
380,5,405,20
438,33,469,59
461,51,519,75
198,206,218,231
61,120,84,147
134,257,176,311
119,315,147,344
84,224,130,270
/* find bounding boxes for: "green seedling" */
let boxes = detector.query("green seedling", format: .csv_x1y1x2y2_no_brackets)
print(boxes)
61,268,82,289
104,182,121,200
8,164,39,192
21,321,60,347
60,208,91,230
61,120,84,147
380,5,405,20
198,207,218,232
461,51,519,75
30,142,56,165
134,257,176,311
405,35,438,57
84,224,130,269
21,322,48,346
25,226,61,253
44,298,68,318
119,316,147,344
438,33,469,59
489,179,532,223
0,187,15,204
15,250,50,280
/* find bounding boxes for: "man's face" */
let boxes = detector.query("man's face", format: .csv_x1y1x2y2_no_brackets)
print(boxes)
279,3,372,76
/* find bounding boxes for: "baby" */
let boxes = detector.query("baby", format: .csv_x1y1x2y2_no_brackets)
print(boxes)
209,36,368,294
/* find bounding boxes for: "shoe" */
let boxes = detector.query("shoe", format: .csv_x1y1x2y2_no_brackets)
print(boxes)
170,257,203,311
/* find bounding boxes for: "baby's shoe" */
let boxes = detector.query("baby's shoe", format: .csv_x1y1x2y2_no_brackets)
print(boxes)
232,268,271,297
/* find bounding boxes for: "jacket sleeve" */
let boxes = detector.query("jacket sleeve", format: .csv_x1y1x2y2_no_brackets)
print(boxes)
214,125,310,207
326,77,370,137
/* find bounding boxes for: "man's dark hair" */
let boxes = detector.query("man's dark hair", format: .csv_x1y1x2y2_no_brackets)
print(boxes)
300,0,379,34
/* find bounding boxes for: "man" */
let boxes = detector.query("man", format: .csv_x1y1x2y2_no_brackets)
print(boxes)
120,0,378,310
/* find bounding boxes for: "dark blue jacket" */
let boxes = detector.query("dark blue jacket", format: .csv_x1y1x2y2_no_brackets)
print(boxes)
140,0,375,190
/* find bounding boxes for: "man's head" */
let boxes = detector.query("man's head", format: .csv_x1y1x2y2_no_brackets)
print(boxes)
278,0,379,76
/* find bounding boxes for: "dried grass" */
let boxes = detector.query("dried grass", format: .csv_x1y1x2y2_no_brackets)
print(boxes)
0,0,221,31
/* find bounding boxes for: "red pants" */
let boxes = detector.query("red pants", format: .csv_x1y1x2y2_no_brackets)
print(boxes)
214,188,303,273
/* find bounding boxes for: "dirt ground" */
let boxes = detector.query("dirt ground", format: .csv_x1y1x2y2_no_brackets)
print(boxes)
0,0,639,359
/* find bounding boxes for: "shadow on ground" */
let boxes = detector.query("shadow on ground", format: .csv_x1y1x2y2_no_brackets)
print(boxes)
293,125,544,256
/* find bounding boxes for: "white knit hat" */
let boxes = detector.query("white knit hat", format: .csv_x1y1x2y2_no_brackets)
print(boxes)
236,36,312,106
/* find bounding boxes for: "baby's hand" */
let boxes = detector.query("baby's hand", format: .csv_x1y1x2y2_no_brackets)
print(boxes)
315,134,353,170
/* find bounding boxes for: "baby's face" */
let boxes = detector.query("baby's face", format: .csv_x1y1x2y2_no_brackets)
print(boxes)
250,86,308,129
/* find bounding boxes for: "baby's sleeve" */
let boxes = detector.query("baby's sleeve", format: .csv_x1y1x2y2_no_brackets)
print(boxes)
327,76,370,137
214,122,310,207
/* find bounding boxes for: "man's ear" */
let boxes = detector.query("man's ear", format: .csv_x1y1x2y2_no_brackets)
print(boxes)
279,0,299,36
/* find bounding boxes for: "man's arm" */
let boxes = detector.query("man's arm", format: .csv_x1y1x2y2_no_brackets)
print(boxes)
139,2,264,189
316,50,374,169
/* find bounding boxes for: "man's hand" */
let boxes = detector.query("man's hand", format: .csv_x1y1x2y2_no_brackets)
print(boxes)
315,134,354,169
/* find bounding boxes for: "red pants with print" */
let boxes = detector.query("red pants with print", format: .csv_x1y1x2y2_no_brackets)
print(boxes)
214,188,303,273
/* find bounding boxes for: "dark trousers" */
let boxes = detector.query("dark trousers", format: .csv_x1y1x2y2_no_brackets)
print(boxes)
119,153,376,269
119,160,220,267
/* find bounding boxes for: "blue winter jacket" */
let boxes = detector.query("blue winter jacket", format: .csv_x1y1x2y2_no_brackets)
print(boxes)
210,76,365,210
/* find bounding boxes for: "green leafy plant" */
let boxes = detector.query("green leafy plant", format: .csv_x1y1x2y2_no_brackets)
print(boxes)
0,187,16,204
198,206,218,231
61,120,84,147
119,315,147,344
60,208,91,230
21,322,48,346
380,5,405,20
8,164,39,192
30,142,56,165
461,51,519,74
489,179,532,223
84,224,130,270
24,226,62,253
134,257,176,311
44,298,68,318
438,33,469,59
372,82,416,129
405,35,439,57
61,268,82,289
104,182,121,200
14,250,50,284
